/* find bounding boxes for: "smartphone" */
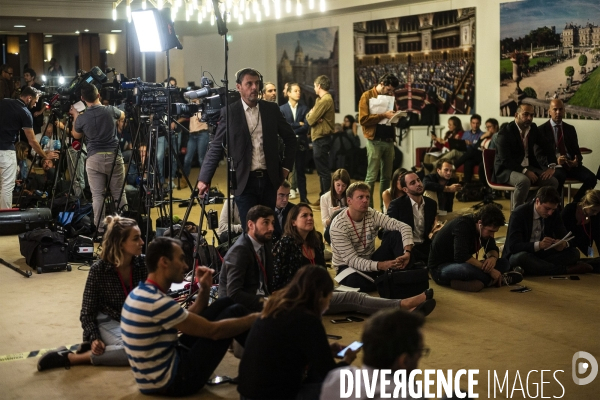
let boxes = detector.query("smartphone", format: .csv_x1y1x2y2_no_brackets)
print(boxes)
337,341,363,358
569,276,581,280
510,287,531,293
73,101,86,113
550,276,569,280
327,334,342,340
207,376,233,386
347,316,364,322
330,318,353,324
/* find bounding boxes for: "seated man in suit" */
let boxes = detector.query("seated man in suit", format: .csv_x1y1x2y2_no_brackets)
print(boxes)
539,99,597,204
428,204,522,292
272,181,294,244
219,205,275,312
387,171,439,264
503,187,592,276
423,159,462,213
494,103,558,208
330,182,414,292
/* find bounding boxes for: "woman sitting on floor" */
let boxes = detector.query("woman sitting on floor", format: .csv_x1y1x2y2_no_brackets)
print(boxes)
562,189,600,272
320,168,351,229
273,203,436,316
37,216,146,371
238,265,358,400
381,167,407,213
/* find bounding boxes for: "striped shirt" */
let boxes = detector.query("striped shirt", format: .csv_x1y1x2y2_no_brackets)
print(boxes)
121,282,188,394
330,208,413,272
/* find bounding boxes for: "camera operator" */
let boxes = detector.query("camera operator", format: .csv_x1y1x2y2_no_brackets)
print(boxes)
69,83,127,236
0,86,58,209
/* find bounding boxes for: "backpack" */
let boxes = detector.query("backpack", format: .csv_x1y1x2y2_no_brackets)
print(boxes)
456,182,487,202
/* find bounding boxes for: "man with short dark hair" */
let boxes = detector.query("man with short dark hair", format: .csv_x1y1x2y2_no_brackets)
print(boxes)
428,204,522,292
359,73,400,209
0,64,15,99
262,82,277,102
70,83,127,233
272,181,294,243
451,114,485,183
197,68,297,229
387,172,438,264
219,205,276,311
320,309,425,399
423,159,461,212
503,186,592,276
0,86,57,208
121,237,257,396
306,75,335,198
494,103,558,208
330,182,414,292
21,68,44,135
538,99,596,204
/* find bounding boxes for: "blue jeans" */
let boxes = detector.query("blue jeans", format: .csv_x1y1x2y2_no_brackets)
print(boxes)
89,313,129,366
183,130,209,178
431,258,510,287
157,134,180,183
365,139,395,209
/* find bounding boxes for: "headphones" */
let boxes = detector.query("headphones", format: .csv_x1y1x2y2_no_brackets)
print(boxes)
235,68,264,92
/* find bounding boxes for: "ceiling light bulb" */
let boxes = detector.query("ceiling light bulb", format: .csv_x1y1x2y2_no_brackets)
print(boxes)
319,0,325,12
211,12,215,25
264,3,270,16
142,0,147,10
245,6,250,19
158,0,163,9
309,0,314,9
198,12,203,23
240,0,245,11
238,13,243,25
286,0,291,13
172,8,177,22
58,76,65,85
296,0,301,16
176,0,182,7
234,4,239,17
112,3,117,20
186,9,190,21
256,9,261,22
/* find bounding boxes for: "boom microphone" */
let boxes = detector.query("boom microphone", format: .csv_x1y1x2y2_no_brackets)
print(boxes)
184,87,211,100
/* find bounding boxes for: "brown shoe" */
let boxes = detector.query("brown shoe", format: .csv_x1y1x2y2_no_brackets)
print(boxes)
450,280,484,292
566,262,593,274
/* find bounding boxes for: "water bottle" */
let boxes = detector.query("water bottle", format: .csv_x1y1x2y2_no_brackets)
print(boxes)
53,140,61,151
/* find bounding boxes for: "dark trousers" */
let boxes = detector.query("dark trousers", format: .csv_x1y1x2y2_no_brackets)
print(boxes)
235,172,278,231
553,165,597,203
509,247,579,276
162,298,250,397
312,136,332,196
411,242,431,265
295,148,308,202
431,258,510,287
338,230,407,292
454,146,482,183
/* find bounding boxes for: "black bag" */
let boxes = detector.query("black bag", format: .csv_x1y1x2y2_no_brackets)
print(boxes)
18,228,70,274
375,267,429,299
0,208,53,235
456,182,487,202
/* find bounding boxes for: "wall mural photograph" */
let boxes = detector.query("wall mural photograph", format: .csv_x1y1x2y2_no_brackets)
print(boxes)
500,0,600,119
354,8,476,116
276,27,339,112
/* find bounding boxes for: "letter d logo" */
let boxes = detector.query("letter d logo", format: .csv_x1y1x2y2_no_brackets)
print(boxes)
572,351,598,385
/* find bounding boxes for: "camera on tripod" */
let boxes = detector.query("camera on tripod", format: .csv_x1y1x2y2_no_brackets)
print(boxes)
183,77,240,126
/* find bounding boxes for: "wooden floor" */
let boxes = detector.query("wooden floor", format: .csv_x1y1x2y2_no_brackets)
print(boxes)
0,166,599,399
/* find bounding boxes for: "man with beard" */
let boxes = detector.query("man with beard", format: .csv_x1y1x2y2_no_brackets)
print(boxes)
387,172,439,265
494,103,558,208
22,68,44,135
261,82,277,102
428,204,523,292
218,205,276,312
423,159,461,213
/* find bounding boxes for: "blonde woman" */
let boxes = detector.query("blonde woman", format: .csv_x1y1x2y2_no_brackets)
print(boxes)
562,190,600,272
38,216,146,371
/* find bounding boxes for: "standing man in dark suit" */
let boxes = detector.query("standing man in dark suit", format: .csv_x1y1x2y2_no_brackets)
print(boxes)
387,171,438,264
280,83,310,203
494,103,558,208
197,68,297,228
218,205,276,312
272,181,294,243
503,187,592,275
538,99,596,203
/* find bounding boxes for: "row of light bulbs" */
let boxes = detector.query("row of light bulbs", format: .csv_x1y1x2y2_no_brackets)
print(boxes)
112,0,327,25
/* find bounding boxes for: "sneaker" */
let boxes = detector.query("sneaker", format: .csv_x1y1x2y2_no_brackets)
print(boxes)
502,271,523,286
37,346,72,371
289,189,297,199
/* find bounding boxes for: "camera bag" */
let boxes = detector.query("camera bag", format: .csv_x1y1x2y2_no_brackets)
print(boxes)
375,266,429,299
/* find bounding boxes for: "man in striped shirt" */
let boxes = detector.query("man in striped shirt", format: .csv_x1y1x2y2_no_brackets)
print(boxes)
121,237,258,396
330,182,414,292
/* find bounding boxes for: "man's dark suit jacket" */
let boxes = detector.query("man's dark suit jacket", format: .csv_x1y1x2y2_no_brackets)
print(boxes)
199,99,297,196
538,120,584,167
502,200,568,260
387,195,437,244
218,233,273,312
272,202,294,244
280,102,309,137
493,121,555,183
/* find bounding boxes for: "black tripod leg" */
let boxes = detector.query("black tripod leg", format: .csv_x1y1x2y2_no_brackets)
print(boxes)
0,258,32,278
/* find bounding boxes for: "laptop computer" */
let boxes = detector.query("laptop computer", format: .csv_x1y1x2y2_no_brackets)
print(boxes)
448,138,467,152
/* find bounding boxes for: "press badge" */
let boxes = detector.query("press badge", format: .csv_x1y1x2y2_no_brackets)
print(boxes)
588,246,594,258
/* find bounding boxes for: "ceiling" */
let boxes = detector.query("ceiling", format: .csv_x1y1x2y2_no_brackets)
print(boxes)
0,0,433,37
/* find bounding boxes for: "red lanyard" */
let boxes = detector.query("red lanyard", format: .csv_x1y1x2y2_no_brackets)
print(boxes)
254,251,268,286
302,244,316,265
117,267,134,297
146,278,164,293
581,216,592,246
347,210,366,248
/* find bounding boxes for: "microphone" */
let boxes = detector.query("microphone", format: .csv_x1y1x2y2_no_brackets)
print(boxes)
184,87,210,100
53,141,62,151
40,136,50,147
72,140,81,151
